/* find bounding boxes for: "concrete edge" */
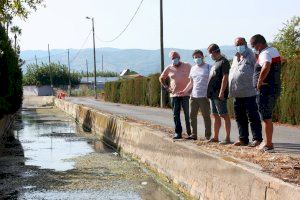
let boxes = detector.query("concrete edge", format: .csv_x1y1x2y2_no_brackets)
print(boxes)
54,98,300,200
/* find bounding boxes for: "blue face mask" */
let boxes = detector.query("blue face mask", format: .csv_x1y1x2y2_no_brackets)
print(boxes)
172,58,180,65
194,58,203,65
236,45,246,54
252,48,259,55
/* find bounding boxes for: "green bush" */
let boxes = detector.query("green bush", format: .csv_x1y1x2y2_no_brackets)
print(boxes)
0,24,23,119
273,58,300,124
23,63,81,86
104,73,168,107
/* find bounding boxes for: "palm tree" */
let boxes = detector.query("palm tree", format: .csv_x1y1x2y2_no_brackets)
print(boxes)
10,25,22,51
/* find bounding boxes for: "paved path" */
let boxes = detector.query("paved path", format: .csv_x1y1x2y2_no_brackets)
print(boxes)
67,97,300,154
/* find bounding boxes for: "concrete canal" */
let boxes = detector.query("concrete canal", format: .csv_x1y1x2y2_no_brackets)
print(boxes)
0,106,187,200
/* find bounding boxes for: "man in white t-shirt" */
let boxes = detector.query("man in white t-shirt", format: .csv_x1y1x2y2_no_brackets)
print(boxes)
178,50,211,140
250,34,281,153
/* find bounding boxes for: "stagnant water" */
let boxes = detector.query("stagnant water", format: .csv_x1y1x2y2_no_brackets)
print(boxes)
0,107,188,200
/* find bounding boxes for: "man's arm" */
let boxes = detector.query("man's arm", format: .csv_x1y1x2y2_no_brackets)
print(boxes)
219,74,228,100
178,79,193,95
159,76,167,87
159,68,171,92
257,62,271,89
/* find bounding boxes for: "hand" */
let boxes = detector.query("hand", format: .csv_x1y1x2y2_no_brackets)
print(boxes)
163,85,172,93
257,80,268,90
218,91,225,100
177,91,185,96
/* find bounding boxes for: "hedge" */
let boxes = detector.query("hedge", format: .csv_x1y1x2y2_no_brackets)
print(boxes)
0,24,23,119
104,74,166,107
104,61,300,125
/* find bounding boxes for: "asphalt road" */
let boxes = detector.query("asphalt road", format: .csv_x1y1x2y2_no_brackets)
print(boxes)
67,97,300,154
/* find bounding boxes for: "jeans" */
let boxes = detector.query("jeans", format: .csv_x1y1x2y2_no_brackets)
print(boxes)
190,97,211,139
171,96,191,136
234,96,262,143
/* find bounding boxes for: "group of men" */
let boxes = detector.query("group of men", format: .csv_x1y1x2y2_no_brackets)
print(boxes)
159,34,281,153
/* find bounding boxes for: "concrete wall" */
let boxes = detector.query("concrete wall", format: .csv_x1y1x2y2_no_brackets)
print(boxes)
23,86,53,96
54,98,300,200
23,96,54,107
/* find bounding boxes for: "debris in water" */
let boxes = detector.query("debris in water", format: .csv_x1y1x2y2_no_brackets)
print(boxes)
141,181,147,185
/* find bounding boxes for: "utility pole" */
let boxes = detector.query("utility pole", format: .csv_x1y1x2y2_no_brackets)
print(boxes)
160,0,166,107
101,54,104,72
88,17,97,99
86,59,89,84
48,44,53,96
67,49,71,96
35,55,38,66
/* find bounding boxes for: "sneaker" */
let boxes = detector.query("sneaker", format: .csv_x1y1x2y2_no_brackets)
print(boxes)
248,140,261,147
207,138,219,143
233,140,248,146
173,134,182,139
186,135,197,140
219,140,232,145
260,145,275,153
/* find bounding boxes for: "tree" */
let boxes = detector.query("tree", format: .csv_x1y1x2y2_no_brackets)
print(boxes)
0,0,44,25
23,63,82,87
0,24,23,119
273,16,300,59
10,25,21,51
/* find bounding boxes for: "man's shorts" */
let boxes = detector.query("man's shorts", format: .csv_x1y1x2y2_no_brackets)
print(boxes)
210,98,228,115
257,94,277,120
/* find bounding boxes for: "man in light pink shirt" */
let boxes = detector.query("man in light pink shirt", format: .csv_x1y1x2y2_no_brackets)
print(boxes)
159,51,192,139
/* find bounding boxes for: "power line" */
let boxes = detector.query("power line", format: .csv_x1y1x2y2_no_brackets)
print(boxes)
70,29,92,63
23,29,92,63
24,52,66,62
95,0,144,43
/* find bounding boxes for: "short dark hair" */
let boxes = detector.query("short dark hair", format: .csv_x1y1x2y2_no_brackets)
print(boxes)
250,34,267,45
192,49,204,57
207,44,220,54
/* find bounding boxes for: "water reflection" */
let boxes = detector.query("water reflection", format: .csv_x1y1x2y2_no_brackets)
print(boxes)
0,107,185,200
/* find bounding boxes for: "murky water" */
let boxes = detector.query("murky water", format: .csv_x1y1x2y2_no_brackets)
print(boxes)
0,107,187,200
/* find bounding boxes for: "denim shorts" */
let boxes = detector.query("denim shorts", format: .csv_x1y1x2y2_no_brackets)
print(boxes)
210,98,228,115
257,94,277,120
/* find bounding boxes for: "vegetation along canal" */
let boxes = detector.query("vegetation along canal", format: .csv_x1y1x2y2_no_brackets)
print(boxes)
0,106,188,200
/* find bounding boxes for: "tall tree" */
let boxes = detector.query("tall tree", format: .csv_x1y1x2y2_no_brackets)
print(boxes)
10,25,21,51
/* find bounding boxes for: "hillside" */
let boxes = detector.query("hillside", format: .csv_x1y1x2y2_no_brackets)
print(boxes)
21,47,237,76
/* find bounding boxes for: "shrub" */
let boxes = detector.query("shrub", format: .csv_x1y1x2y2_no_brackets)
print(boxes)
0,24,23,119
23,63,81,86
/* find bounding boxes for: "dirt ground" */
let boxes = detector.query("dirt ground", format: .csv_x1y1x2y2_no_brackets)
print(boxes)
124,116,300,186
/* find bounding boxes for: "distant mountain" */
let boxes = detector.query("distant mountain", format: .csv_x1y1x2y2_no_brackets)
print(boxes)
20,46,237,76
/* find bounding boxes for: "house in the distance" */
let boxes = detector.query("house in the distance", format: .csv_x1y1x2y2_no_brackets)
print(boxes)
120,69,143,78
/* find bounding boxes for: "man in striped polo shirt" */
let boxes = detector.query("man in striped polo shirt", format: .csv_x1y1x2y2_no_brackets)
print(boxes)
250,34,281,152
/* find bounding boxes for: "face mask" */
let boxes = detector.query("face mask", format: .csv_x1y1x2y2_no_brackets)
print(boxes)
252,48,259,55
209,54,215,61
172,58,180,65
237,45,246,54
194,58,203,65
